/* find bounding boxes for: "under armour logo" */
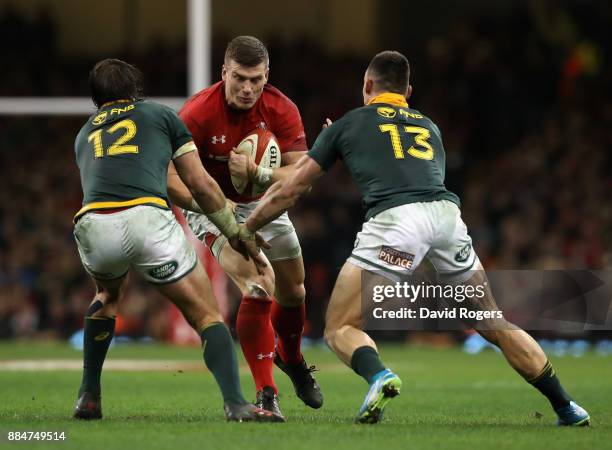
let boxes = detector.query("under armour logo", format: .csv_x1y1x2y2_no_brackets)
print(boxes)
257,122,266,130
256,352,274,360
211,135,226,144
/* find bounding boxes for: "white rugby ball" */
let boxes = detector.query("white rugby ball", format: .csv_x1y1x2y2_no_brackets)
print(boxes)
231,128,281,197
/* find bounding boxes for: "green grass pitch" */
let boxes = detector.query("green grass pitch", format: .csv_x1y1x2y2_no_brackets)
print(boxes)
0,342,610,450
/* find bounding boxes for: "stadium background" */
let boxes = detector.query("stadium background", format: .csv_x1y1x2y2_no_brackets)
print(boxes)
0,0,610,348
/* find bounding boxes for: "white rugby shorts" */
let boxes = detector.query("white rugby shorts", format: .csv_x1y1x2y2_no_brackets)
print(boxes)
183,200,302,262
74,205,197,283
348,200,479,281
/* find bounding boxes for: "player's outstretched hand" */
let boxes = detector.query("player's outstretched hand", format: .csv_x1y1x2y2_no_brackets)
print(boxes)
227,225,271,275
229,148,257,184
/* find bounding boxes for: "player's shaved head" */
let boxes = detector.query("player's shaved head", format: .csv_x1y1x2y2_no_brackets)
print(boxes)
89,59,143,108
224,36,269,67
366,51,410,95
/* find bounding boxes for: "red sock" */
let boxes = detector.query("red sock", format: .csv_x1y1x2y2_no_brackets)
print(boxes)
271,301,305,364
236,296,277,393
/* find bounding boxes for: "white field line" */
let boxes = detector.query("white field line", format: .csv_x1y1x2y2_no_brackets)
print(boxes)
0,360,205,371
0,359,350,373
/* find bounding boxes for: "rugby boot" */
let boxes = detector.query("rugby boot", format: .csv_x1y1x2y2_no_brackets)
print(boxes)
255,386,286,422
224,402,285,422
73,391,102,420
556,401,590,426
274,352,323,409
355,369,401,424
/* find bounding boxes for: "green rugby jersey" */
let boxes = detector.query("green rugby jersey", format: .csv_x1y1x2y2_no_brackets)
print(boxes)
74,99,196,220
308,93,459,220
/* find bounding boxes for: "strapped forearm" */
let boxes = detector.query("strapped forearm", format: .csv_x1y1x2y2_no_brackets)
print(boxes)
189,198,204,213
206,202,239,238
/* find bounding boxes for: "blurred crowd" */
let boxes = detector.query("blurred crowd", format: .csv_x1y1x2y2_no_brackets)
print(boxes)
0,2,610,341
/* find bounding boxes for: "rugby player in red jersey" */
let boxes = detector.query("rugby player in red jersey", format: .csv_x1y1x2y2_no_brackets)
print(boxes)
167,36,322,420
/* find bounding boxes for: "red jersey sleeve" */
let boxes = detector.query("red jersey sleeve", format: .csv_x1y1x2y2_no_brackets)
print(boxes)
178,105,205,150
272,99,307,153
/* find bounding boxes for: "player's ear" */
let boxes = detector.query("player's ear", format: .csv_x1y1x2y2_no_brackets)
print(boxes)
221,64,227,81
364,78,374,95
264,68,269,84
406,84,413,100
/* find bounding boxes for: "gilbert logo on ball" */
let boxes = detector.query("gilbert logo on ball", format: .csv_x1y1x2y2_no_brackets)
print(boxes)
232,128,281,196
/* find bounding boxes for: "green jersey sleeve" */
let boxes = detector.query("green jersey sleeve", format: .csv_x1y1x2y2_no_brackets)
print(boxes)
163,106,196,158
308,121,343,171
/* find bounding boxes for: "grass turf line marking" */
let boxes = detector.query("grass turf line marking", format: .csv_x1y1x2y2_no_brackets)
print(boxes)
0,360,204,371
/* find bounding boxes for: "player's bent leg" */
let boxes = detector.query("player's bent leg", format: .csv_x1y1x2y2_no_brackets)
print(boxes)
324,262,377,364
216,240,284,418
74,274,127,420
324,262,401,423
461,270,590,426
151,262,283,422
151,262,223,330
270,255,323,409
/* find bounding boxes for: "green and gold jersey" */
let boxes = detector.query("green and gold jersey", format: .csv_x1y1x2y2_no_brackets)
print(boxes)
74,99,196,220
308,93,459,220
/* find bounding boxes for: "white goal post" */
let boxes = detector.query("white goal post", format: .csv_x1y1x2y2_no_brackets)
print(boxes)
0,0,210,115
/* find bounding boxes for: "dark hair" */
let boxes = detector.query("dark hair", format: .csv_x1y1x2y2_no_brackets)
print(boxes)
367,51,410,95
89,59,144,108
224,36,269,67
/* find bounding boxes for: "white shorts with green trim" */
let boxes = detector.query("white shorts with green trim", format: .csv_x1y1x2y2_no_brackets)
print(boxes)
348,200,479,281
74,205,197,284
183,200,302,262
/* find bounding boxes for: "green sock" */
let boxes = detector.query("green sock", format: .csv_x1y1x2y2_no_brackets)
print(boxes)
528,360,572,410
79,316,115,397
200,322,247,405
351,346,386,384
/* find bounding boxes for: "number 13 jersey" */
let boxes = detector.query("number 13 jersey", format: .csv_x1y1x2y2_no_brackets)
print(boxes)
308,93,459,220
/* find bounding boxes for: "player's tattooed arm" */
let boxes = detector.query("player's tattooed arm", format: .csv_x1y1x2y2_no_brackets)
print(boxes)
167,161,201,211
168,161,236,213
172,151,228,214
245,155,323,233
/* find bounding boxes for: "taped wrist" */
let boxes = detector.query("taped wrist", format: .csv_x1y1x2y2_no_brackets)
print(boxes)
207,203,239,238
253,166,273,188
190,198,204,214
238,224,256,242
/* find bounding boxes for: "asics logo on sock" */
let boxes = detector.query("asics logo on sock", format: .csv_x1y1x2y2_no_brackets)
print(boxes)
256,352,275,360
94,332,110,341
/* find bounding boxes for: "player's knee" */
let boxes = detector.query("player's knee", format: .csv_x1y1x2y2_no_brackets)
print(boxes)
242,269,275,299
275,283,305,307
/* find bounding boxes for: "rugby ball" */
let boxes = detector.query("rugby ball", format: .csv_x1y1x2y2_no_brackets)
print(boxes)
231,128,281,196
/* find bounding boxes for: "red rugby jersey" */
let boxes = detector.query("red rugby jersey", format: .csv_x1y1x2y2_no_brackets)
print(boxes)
179,81,307,202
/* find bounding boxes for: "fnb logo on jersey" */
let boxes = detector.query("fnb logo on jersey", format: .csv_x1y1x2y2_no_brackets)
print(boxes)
379,246,415,269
